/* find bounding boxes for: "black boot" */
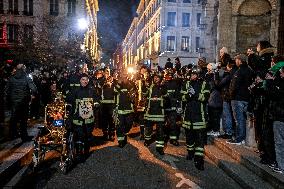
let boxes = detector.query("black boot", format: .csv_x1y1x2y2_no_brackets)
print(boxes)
144,140,150,147
156,147,165,155
194,156,204,171
186,151,194,161
170,139,179,146
118,139,127,148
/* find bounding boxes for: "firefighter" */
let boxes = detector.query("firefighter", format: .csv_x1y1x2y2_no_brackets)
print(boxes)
93,69,105,129
163,69,181,146
136,67,151,140
144,73,167,155
101,68,116,141
66,73,100,162
66,67,82,97
181,69,210,170
114,73,135,148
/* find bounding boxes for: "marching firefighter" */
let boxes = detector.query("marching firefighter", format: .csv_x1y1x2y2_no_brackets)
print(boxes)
136,67,151,140
181,69,210,170
101,68,116,141
66,73,100,162
114,73,135,148
163,69,181,146
144,73,167,155
66,67,82,97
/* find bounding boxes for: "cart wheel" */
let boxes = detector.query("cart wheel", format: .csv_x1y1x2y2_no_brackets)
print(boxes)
59,161,68,174
68,132,75,162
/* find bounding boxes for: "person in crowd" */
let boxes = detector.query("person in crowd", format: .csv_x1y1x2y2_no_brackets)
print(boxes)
144,73,167,155
217,62,238,139
114,73,135,148
197,57,208,80
247,40,276,78
227,54,253,145
100,68,116,141
6,63,37,142
163,69,181,146
165,58,173,69
181,68,210,170
66,73,100,162
267,66,284,174
219,47,233,68
206,63,223,137
174,57,182,73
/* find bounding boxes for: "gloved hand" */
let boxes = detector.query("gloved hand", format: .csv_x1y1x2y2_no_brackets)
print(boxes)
94,102,100,108
188,87,195,96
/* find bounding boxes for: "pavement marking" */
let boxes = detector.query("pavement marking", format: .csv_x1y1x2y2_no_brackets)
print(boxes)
175,173,202,189
162,155,179,170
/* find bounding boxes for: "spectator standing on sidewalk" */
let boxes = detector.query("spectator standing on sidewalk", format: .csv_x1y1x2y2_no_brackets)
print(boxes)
227,54,253,145
6,63,37,142
267,66,284,174
217,62,238,139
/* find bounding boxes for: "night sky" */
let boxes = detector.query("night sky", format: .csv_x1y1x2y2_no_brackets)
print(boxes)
98,0,139,63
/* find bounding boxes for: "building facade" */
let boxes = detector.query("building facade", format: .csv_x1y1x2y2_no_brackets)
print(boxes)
217,0,281,57
121,0,216,69
0,0,99,65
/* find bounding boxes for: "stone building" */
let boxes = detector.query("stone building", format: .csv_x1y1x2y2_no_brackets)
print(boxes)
216,0,281,57
0,0,99,64
121,0,216,69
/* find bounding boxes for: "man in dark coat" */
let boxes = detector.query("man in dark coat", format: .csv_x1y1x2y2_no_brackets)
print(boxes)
6,63,37,142
165,58,173,69
228,54,253,145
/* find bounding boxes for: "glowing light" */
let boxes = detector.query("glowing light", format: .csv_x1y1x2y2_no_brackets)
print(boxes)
127,67,135,74
78,18,88,30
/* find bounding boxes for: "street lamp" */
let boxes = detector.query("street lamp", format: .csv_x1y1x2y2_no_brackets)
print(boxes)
77,18,88,30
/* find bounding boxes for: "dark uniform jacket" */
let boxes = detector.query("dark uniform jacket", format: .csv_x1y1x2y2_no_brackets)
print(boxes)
144,83,166,122
67,85,99,126
114,81,135,115
181,79,210,129
101,79,116,104
163,79,181,111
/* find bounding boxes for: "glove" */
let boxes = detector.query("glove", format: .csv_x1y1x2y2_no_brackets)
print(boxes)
94,102,100,108
188,87,195,96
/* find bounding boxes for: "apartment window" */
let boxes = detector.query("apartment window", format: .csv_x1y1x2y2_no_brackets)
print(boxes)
0,0,3,14
50,0,59,16
167,12,176,26
183,0,191,3
197,0,203,4
8,0,19,15
182,13,190,27
23,25,33,42
197,13,202,26
181,36,190,52
24,0,33,16
7,24,19,43
167,36,175,51
67,0,76,16
196,37,200,52
168,0,176,2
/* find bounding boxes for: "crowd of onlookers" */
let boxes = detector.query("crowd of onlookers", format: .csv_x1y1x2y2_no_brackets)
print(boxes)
204,41,284,174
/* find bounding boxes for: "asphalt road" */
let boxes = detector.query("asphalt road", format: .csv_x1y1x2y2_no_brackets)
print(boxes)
20,126,242,189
